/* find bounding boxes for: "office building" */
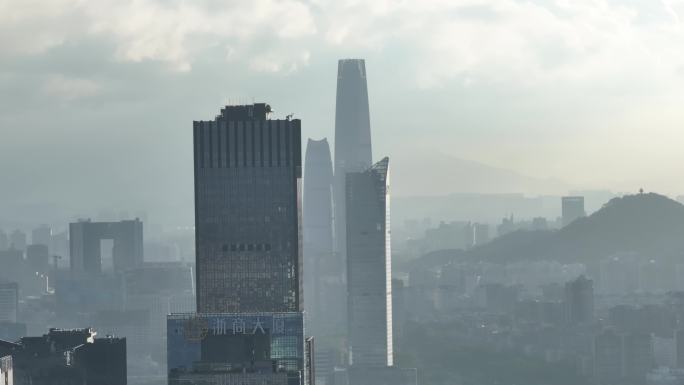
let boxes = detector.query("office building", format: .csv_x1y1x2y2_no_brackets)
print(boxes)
333,59,372,263
564,275,594,325
169,103,306,385
30,226,51,250
0,355,11,385
168,313,305,385
562,196,586,227
623,332,654,384
0,283,18,324
303,138,341,337
8,232,25,254
193,103,302,314
26,245,49,274
69,219,143,274
72,337,127,385
0,328,126,385
346,157,392,367
0,231,8,252
594,329,622,385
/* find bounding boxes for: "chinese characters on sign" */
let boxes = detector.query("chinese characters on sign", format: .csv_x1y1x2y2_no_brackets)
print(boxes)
181,314,292,339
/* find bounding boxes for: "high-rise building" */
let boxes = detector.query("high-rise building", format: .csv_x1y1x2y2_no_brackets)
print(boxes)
0,355,12,385
346,157,392,367
333,59,372,264
562,196,586,227
31,226,51,250
0,282,18,324
0,231,8,252
8,231,25,254
26,245,49,274
303,138,340,336
564,275,594,325
168,103,307,385
593,329,622,385
69,219,143,274
193,103,302,314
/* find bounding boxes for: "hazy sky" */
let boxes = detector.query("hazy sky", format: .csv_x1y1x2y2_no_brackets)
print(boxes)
2,0,684,225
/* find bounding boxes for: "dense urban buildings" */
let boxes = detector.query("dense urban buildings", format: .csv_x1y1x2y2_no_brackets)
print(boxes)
333,58,373,266
168,103,307,385
562,196,586,227
69,219,144,273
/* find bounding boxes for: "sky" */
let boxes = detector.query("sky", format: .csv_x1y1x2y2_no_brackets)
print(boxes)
2,0,684,225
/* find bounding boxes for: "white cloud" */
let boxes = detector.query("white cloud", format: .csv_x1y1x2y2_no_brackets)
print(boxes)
3,0,684,86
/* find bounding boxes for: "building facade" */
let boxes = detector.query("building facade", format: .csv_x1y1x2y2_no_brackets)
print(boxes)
345,158,392,367
193,104,303,314
69,219,143,274
562,196,586,227
0,283,18,324
170,103,307,385
0,355,12,385
167,312,305,384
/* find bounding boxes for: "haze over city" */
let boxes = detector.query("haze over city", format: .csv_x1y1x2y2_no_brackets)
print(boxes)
4,0,684,225
4,1,684,385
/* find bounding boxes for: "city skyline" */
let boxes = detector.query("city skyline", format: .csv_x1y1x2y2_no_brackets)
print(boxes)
4,2,684,384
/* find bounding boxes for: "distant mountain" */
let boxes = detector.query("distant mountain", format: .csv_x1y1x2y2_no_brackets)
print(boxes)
463,193,684,264
391,151,570,196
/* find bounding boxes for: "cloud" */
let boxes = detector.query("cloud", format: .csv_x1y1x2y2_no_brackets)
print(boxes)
3,0,684,87
0,0,317,72
42,74,101,101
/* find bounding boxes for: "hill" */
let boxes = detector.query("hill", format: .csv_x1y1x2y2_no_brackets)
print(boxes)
463,193,684,264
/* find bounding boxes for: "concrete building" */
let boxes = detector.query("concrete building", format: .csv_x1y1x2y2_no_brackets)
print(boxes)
0,231,8,252
26,245,49,274
69,219,143,274
562,196,586,227
564,275,594,325
0,355,12,385
0,283,18,324
346,157,392,367
30,226,51,250
0,328,126,385
8,231,25,254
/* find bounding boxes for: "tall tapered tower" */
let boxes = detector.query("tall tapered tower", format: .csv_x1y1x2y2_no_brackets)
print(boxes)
333,58,372,267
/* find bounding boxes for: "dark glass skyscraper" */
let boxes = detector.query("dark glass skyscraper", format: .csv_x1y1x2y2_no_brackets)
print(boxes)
169,104,306,385
193,103,303,314
334,59,372,262
346,157,392,367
